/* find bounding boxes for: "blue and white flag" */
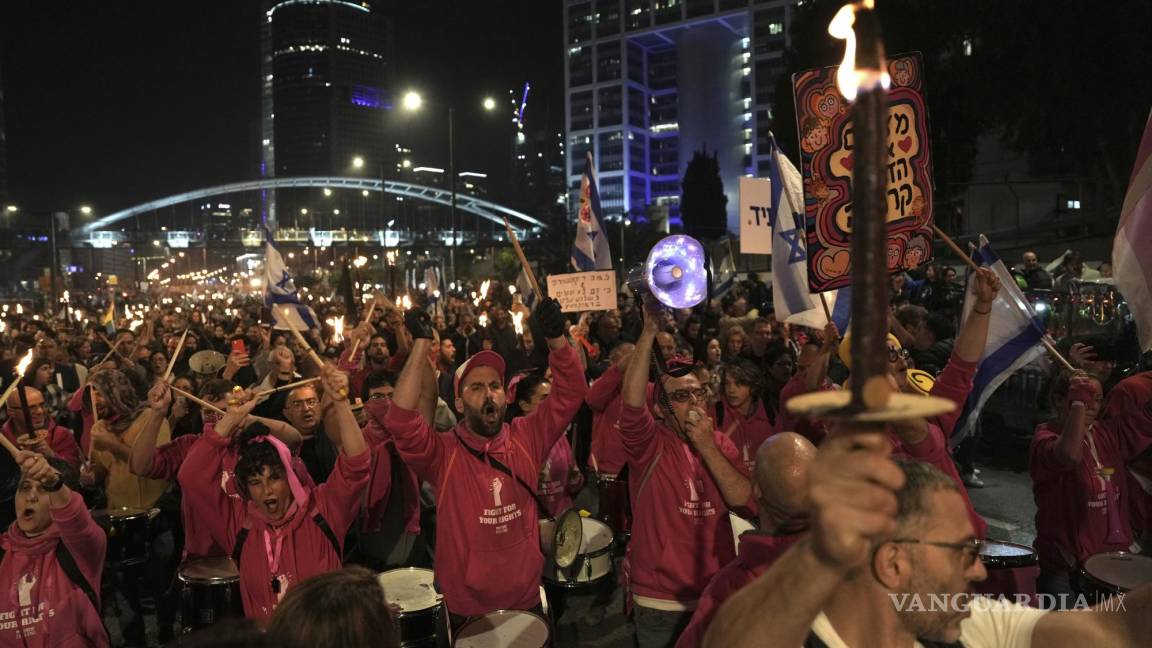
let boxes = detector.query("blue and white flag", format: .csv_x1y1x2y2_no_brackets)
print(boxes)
766,134,843,328
952,235,1046,445
571,152,613,271
264,234,318,331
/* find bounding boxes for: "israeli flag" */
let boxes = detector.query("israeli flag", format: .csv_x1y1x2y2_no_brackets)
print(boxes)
952,235,1046,445
570,152,613,271
264,234,318,331
516,266,537,309
767,134,842,327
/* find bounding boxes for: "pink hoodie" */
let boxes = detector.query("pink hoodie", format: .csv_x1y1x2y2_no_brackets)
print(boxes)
0,491,108,647
383,343,587,617
180,431,369,623
586,365,628,475
1,420,82,470
717,399,774,474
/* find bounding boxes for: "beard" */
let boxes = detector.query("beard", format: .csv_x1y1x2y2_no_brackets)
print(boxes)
900,567,970,643
464,398,505,437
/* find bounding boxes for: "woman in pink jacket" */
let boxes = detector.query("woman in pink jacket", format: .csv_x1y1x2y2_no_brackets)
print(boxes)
0,453,107,647
178,365,369,624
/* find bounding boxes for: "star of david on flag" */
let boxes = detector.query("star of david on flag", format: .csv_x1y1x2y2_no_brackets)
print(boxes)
570,152,613,272
263,231,318,331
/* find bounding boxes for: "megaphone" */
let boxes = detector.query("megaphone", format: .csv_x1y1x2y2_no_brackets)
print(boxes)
626,235,709,309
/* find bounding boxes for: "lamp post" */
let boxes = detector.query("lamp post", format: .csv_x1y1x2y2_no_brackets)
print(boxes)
401,90,498,285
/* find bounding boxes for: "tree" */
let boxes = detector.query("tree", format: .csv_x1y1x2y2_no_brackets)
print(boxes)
680,146,729,241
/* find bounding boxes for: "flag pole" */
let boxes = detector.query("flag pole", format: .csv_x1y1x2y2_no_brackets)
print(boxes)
503,217,543,298
931,224,1075,373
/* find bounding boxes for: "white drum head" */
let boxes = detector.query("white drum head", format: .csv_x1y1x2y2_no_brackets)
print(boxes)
454,610,549,648
580,517,613,554
1084,552,1152,591
378,568,441,613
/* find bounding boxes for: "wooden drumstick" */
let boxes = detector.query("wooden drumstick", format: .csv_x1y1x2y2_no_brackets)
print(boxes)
163,329,190,380
169,385,227,415
254,376,322,398
280,307,326,369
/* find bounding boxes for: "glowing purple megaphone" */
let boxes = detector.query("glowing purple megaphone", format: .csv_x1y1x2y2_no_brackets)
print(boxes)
626,235,709,309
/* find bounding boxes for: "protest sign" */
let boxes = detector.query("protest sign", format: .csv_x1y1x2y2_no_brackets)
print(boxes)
739,176,774,254
546,270,618,313
792,52,935,292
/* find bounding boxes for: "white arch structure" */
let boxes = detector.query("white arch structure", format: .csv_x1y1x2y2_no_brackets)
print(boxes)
79,176,547,234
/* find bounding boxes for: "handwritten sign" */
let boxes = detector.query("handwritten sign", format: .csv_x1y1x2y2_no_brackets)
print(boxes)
739,176,774,255
792,52,935,292
546,270,618,313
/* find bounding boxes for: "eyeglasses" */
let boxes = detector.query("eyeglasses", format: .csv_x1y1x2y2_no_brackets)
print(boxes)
887,347,911,363
891,537,984,568
367,393,392,401
667,387,708,403
287,397,320,409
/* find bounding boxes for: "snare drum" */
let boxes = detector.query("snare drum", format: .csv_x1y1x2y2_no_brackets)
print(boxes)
91,507,150,566
178,557,243,632
544,517,614,587
378,567,444,647
972,541,1038,602
1075,552,1152,605
453,610,550,648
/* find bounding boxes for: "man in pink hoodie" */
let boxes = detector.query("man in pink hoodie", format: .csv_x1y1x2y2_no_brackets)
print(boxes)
1,452,107,647
384,298,586,624
621,295,753,648
179,365,369,624
3,387,81,469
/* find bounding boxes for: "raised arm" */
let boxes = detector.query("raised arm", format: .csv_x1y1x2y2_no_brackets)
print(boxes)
684,409,752,508
129,380,173,476
953,267,999,364
1051,376,1096,467
623,300,659,409
319,364,366,458
806,321,839,391
703,431,904,647
1032,585,1152,647
393,310,434,413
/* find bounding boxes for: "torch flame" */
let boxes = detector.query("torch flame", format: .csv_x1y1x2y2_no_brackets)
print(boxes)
326,316,345,343
478,312,489,328
480,280,491,299
512,311,524,336
129,320,143,332
401,295,412,310
829,0,890,102
15,304,23,315
0,321,6,334
16,349,33,377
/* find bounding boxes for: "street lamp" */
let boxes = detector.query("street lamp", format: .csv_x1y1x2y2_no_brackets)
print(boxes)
482,97,496,111
352,156,365,170
80,205,93,215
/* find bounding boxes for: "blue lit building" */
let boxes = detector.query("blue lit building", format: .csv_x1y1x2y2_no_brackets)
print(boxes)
260,0,390,228
563,0,797,231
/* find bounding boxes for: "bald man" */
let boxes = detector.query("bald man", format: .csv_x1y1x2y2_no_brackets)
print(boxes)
2,386,81,468
675,433,817,648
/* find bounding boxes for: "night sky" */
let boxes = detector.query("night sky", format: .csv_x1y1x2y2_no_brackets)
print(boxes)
0,0,563,214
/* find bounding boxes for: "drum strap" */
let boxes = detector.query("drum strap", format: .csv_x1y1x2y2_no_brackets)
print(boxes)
232,513,342,564
0,544,109,642
634,450,664,503
452,430,553,522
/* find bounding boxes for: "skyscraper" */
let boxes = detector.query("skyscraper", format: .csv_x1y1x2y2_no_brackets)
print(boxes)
260,0,390,228
0,60,8,205
563,0,797,231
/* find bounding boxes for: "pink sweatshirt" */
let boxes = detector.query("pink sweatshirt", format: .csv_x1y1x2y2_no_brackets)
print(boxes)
180,431,370,622
620,403,748,604
536,434,584,518
718,400,774,474
0,491,107,647
675,532,801,648
383,343,587,617
2,420,82,470
361,401,421,535
586,365,628,475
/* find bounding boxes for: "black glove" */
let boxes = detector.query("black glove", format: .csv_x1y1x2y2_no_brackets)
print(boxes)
533,297,568,339
404,309,434,340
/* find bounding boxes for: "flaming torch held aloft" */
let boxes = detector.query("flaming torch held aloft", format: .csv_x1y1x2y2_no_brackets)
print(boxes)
327,316,345,346
0,350,37,438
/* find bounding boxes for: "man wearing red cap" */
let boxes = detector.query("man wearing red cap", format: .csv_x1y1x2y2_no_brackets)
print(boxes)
385,297,586,624
622,296,753,647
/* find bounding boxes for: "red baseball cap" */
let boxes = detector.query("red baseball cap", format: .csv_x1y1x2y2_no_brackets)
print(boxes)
454,350,507,396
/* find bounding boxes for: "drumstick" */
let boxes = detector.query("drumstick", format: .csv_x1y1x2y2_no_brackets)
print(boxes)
280,307,326,369
87,385,99,462
99,333,133,363
348,337,362,359
163,329,190,381
503,217,543,298
169,385,226,415
254,376,321,398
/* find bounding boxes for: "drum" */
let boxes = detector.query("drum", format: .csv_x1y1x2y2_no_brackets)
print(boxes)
971,541,1038,602
378,567,444,647
178,557,243,632
453,610,550,648
91,507,150,566
544,517,614,587
1075,552,1152,605
596,475,630,539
